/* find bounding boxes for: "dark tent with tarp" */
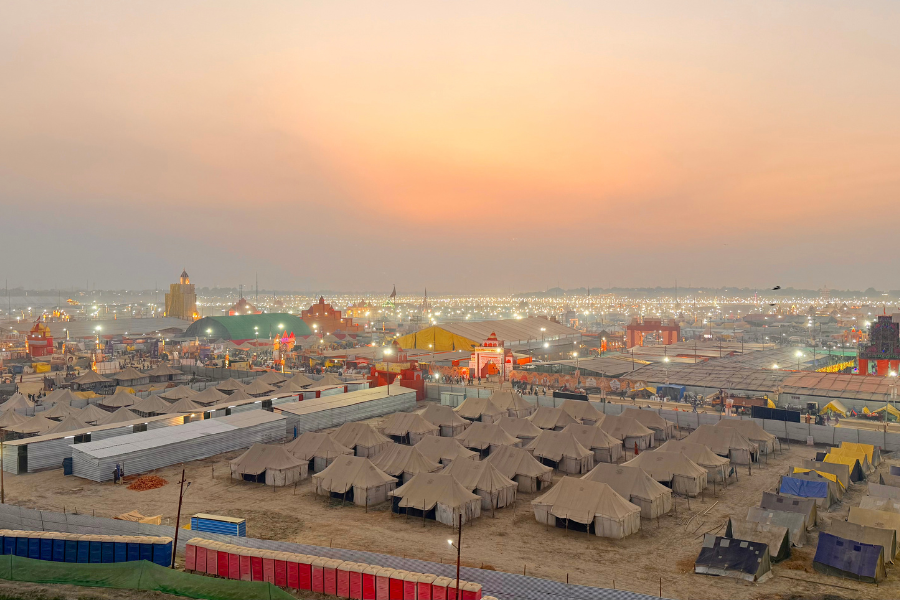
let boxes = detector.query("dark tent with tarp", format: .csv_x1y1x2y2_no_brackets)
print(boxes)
830,520,897,565
760,492,816,529
813,532,886,583
725,517,791,562
778,476,836,509
694,535,772,582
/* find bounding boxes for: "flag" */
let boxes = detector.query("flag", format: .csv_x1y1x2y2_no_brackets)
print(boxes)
390,285,396,299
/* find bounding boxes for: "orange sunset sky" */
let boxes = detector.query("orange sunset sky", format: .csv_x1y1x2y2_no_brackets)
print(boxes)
1,2,898,293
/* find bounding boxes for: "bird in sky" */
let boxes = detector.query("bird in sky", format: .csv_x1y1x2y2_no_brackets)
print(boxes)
772,286,781,290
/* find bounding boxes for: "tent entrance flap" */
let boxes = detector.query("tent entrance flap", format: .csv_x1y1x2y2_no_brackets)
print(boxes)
555,517,594,534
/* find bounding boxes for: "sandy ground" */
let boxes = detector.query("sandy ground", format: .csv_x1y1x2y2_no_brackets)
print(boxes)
4,417,899,600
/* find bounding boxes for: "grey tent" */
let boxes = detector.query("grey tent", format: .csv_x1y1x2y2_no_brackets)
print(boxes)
191,387,228,407
488,389,535,418
284,432,353,472
167,396,204,414
532,477,641,539
880,473,900,488
380,412,439,445
524,430,595,474
623,451,708,497
725,517,791,562
621,408,676,442
559,400,604,426
859,496,900,513
40,402,79,421
41,388,80,407
453,422,520,457
98,390,139,410
746,506,807,547
597,414,654,451
1,393,34,413
414,436,479,466
685,424,758,465
77,404,110,425
45,414,89,436
255,371,289,386
390,473,482,526
657,439,732,484
215,378,246,393
230,443,309,486
562,424,622,464
526,407,578,431
484,444,552,493
420,404,470,437
715,419,779,455
440,459,517,510
312,455,397,506
453,397,504,424
130,395,174,417
96,407,142,426
0,410,27,431
695,535,772,582
849,507,900,542
157,386,197,401
830,520,897,564
330,422,392,458
111,367,149,387
582,463,672,519
869,482,900,501
369,443,442,483
144,363,181,381
761,491,816,529
282,372,315,389
242,379,277,397
801,459,850,490
814,532,885,583
497,416,543,444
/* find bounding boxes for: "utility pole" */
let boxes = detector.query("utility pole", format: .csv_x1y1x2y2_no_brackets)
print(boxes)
171,469,191,568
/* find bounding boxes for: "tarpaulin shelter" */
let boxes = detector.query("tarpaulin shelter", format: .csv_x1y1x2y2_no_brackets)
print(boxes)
792,468,844,498
390,473,482,526
191,387,228,407
532,477,641,539
657,440,732,484
256,371,289,386
581,463,672,519
695,535,772,582
488,390,535,418
230,443,309,486
484,444,552,493
685,425,758,465
524,430,595,474
77,404,110,425
814,532,885,583
841,442,881,466
597,414,654,451
746,506,807,547
440,459,517,510
715,419,779,455
850,507,900,541
454,422,520,457
96,407,142,426
560,400,604,426
526,407,577,431
830,520,897,564
453,397,504,425
158,386,198,401
413,436,478,466
380,412,440,445
284,432,353,472
801,459,850,489
242,379,277,397
869,482,900,501
726,517,791,562
497,416,543,443
859,496,900,514
779,476,837,509
624,451,708,497
312,456,397,506
1,393,34,413
621,408,676,442
761,492,816,529
215,378,246,393
420,405,470,437
823,453,865,483
829,447,873,474
369,443,442,483
331,422,392,458
820,400,848,416
562,424,623,464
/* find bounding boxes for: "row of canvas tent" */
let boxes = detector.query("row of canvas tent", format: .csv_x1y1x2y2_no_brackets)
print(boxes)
185,537,490,600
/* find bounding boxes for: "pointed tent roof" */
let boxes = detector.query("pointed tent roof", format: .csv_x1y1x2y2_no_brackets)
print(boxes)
562,423,621,451
319,373,344,386
230,443,308,476
454,397,504,421
582,463,672,505
441,458,516,495
167,396,204,413
96,407,142,426
623,450,708,482
560,400,604,423
284,373,315,388
191,387,228,406
524,430,593,463
0,410,28,428
6,414,56,435
242,379,276,396
331,422,391,449
420,404,470,428
77,404,110,424
526,407,578,430
255,371,288,385
46,414,89,435
284,432,353,461
485,444,553,480
72,370,110,385
2,393,35,412
414,436,478,464
40,402,78,420
380,412,439,437
390,473,480,511
41,388,80,407
111,367,147,382
131,395,174,415
145,363,181,377
488,390,533,413
223,388,253,402
215,378,246,392
370,444,442,478
598,414,654,441
532,476,640,525
656,440,730,469
311,455,397,493
158,385,197,401
621,408,676,432
98,390,138,409
497,416,543,440
454,422,519,450
715,419,777,443
685,424,758,456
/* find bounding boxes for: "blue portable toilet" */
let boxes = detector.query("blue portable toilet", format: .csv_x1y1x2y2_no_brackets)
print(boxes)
126,540,141,562
53,538,65,562
190,514,246,537
1,534,13,556
15,536,27,557
152,539,172,566
64,539,78,562
77,539,90,563
89,540,102,563
114,540,127,562
101,541,115,563
28,537,40,559
40,537,53,561
139,542,153,562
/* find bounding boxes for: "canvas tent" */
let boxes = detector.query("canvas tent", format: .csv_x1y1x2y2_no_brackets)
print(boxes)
40,402,79,420
98,390,138,410
823,453,866,483
414,436,478,466
859,496,900,513
597,414,654,451
562,424,623,464
820,400,848,416
560,400,604,426
158,386,198,401
454,422,520,457
76,404,109,425
814,532,885,583
144,363,181,381
380,412,439,444
850,507,900,541
761,492,816,529
841,442,881,467
801,459,851,490
524,430,595,474
488,390,535,418
1,393,34,413
224,389,253,403
230,443,309,486
726,517,791,562
624,451,708,497
131,395,174,417
242,379,277,397
318,373,344,386
527,407,578,431
791,468,844,499
167,396,204,414
715,419,779,455
284,432,353,472
685,425,758,465
440,459,517,510
370,443,442,483
778,475,837,509
532,477,641,539
484,444,553,493
6,414,56,437
581,463,672,519
215,378,245,393
621,408,676,442
0,410,28,432
283,372,315,388
453,397,504,424
45,414,89,435
881,473,900,488
746,506,807,547
331,422,392,458
828,447,873,474
869,483,900,501
390,473,482,526
256,371,289,386
111,367,149,386
830,520,897,564
657,440,732,484
695,535,772,582
312,456,397,506
497,416,543,443
191,387,228,407
420,405,470,437
41,388,80,407
96,407,143,426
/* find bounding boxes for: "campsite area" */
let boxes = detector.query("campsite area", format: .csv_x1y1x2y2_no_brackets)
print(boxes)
4,411,898,600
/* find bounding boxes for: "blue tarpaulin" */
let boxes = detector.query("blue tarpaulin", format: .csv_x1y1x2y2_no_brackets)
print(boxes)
780,476,827,499
814,532,885,582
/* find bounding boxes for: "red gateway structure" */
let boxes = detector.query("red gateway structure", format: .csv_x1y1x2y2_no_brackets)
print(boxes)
26,319,54,357
625,317,680,349
369,341,425,400
301,297,363,335
858,315,900,376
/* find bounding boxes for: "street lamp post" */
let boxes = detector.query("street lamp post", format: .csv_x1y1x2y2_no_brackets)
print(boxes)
383,347,392,394
664,356,670,385
448,514,462,600
796,350,802,371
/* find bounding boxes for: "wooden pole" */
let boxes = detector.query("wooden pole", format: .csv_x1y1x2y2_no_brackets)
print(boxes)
171,468,187,568
455,514,462,600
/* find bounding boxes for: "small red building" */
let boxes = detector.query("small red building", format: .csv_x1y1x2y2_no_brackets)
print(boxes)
26,320,54,357
625,317,680,348
301,297,363,335
369,341,425,400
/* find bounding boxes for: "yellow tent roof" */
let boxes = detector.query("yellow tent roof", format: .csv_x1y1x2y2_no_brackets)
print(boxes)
766,398,776,409
841,442,875,464
823,453,860,470
873,405,900,418
820,400,848,416
793,467,844,490
862,406,871,415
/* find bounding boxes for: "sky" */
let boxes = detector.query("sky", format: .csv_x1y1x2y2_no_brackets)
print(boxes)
1,1,899,294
